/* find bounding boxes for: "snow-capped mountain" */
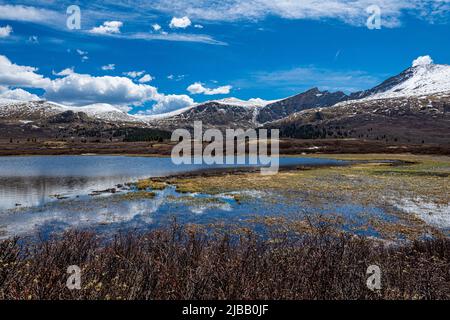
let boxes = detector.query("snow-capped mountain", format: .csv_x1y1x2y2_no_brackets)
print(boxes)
145,101,258,130
1,56,449,141
0,100,145,124
62,103,145,123
350,56,450,100
265,57,450,144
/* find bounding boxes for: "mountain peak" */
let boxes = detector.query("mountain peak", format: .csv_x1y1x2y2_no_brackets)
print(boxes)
349,56,450,101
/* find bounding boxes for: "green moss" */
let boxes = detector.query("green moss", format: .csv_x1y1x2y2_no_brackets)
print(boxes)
135,179,167,191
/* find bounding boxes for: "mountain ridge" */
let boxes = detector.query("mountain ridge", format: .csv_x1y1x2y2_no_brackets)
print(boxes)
1,58,450,143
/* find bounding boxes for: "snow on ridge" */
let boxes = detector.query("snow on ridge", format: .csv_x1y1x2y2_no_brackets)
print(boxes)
137,97,278,122
212,97,278,108
137,104,198,121
369,63,450,100
0,98,23,106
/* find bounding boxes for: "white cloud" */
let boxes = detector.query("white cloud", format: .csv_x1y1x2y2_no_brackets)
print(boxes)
167,74,186,81
169,16,192,29
138,74,153,83
0,87,40,101
101,64,116,71
76,49,88,56
75,49,89,62
44,73,158,106
123,71,145,78
129,32,226,45
90,21,123,34
149,0,450,28
0,54,195,114
149,94,194,114
52,67,75,76
152,23,162,31
0,55,50,88
412,55,433,67
0,4,62,24
194,24,204,29
187,82,232,95
0,25,12,38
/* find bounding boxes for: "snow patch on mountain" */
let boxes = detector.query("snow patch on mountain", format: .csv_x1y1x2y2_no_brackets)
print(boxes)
138,104,198,121
60,103,145,123
369,63,450,99
212,97,278,108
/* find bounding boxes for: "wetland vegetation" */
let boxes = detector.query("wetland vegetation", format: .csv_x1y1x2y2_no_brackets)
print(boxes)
0,153,448,300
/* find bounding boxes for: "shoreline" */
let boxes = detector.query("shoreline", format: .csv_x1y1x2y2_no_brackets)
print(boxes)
0,138,449,157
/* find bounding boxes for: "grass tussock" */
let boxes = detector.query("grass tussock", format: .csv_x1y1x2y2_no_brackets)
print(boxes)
136,179,167,191
0,224,449,300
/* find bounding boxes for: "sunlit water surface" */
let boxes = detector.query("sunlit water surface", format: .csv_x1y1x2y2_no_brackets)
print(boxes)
0,155,364,239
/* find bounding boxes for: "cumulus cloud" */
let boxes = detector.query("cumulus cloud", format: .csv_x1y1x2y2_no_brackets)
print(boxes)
138,74,153,83
0,54,196,114
90,21,123,34
0,25,12,38
101,64,116,71
0,55,50,88
169,16,192,29
149,94,194,114
0,87,40,101
187,82,232,95
44,72,158,106
412,55,433,67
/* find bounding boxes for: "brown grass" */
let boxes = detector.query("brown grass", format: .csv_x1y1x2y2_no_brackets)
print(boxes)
0,223,449,300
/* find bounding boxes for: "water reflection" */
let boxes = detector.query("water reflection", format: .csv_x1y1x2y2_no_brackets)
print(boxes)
0,155,345,210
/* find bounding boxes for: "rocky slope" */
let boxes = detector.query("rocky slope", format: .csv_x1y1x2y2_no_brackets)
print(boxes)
267,93,450,144
257,88,348,123
145,101,259,131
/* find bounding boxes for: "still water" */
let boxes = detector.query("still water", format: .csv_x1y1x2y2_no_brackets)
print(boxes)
0,155,345,210
0,155,371,239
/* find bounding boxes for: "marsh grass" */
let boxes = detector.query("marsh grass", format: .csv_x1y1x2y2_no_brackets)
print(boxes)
0,222,448,300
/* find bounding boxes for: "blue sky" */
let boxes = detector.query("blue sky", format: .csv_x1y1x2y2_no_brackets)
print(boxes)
0,0,449,114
